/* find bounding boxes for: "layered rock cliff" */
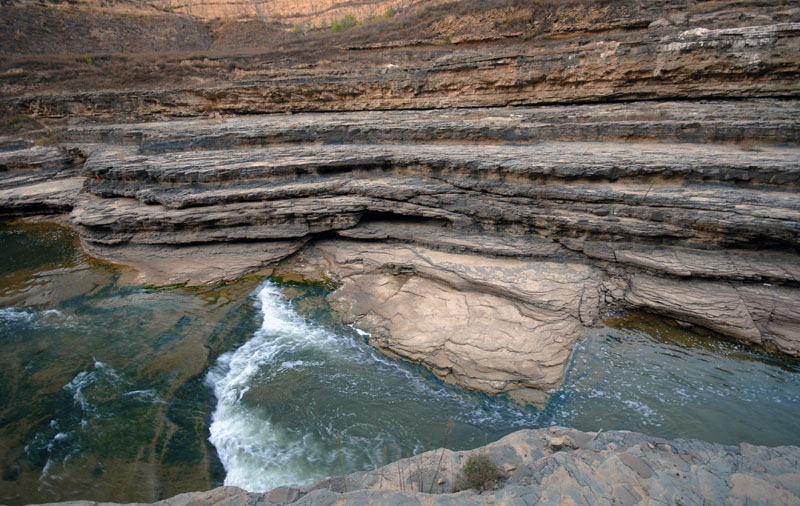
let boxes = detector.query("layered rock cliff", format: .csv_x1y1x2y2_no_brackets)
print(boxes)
1,0,799,404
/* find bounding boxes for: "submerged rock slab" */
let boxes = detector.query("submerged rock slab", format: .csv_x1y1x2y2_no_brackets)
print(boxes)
83,240,307,286
33,427,800,506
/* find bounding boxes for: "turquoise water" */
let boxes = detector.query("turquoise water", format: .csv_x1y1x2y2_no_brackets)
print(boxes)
0,223,258,505
1,223,799,504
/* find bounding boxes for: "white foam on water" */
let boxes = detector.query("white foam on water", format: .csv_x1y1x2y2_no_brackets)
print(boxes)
0,307,35,323
63,361,126,415
0,307,77,330
206,282,339,492
278,360,323,371
206,282,544,493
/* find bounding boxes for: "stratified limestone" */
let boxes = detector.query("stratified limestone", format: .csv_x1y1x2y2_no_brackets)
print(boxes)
5,21,800,118
32,427,800,506
0,141,83,216
0,176,83,216
1,99,799,401
57,100,800,148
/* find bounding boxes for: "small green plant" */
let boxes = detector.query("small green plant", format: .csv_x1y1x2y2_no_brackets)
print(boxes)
34,134,56,146
331,13,357,32
0,114,39,135
453,454,501,492
83,53,93,65
384,6,394,19
520,26,543,41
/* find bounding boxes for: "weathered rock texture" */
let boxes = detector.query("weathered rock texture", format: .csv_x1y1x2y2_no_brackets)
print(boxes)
2,96,799,403
3,18,800,118
35,427,800,505
2,0,800,403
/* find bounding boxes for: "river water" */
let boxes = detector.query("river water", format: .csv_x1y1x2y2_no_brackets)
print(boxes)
1,223,799,505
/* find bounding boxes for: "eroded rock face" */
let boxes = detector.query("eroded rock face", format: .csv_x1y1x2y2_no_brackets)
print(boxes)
1,98,799,403
33,427,800,506
2,0,800,402
0,141,83,216
4,20,800,118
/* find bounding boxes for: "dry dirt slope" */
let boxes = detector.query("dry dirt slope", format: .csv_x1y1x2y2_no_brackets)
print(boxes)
0,0,424,55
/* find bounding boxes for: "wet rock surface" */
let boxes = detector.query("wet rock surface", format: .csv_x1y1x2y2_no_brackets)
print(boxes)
282,239,599,405
35,427,800,506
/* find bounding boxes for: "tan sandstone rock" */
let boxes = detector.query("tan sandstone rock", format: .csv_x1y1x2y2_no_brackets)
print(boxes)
280,239,602,405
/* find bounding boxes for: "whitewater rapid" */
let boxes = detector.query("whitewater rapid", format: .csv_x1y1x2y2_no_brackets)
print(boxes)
205,282,541,492
204,282,800,493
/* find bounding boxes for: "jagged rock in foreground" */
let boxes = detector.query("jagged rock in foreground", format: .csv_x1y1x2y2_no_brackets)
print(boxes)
36,427,800,506
2,99,799,404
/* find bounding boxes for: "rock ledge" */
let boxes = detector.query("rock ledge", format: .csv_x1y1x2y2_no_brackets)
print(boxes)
34,427,800,506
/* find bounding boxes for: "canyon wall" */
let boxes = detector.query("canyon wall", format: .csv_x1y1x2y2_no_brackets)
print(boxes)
1,0,799,404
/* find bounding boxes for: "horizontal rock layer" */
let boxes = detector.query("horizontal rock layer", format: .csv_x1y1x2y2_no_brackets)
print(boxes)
36,427,800,506
1,97,799,402
4,21,800,118
59,100,800,148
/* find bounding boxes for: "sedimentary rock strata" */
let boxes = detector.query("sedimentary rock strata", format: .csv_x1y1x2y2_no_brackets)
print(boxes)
1,98,798,403
4,20,800,118
2,0,800,404
0,141,83,216
38,427,800,505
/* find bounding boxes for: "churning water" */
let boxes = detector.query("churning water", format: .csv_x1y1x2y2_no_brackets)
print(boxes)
2,223,799,504
205,282,541,493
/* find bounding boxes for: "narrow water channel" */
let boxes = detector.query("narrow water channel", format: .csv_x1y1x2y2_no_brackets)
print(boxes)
1,223,798,505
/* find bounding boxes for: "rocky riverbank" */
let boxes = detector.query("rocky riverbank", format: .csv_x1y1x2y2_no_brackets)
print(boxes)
38,427,800,505
2,97,799,404
1,0,799,494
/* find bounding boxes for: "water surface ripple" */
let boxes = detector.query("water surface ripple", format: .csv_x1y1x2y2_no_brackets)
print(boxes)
206,281,800,493
1,223,798,504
